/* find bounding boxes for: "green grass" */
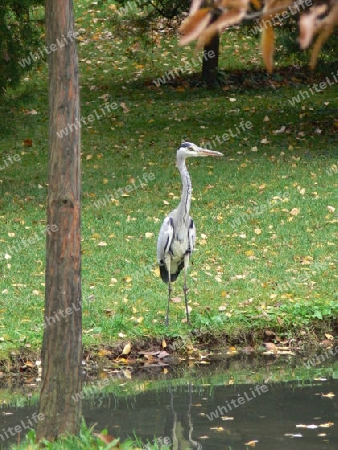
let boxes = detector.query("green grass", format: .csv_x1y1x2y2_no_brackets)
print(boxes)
9,420,171,449
0,0,337,359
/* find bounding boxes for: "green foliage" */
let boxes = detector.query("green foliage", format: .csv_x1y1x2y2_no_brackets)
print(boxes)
0,0,44,93
11,420,170,449
114,0,190,19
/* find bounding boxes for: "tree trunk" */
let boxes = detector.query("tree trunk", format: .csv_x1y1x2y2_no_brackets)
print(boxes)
36,0,82,441
201,32,219,86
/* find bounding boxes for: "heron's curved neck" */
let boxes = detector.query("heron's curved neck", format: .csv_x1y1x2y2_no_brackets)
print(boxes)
176,156,192,221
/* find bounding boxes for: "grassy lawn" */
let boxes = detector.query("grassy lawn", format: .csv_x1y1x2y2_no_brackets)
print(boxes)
0,1,337,362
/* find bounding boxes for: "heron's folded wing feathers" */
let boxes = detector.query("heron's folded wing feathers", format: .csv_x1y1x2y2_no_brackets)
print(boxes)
157,216,174,263
188,218,196,254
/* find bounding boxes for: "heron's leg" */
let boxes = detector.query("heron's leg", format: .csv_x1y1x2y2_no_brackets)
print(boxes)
183,253,190,325
165,258,171,327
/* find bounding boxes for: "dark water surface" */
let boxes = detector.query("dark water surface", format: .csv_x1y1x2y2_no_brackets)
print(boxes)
83,378,337,449
1,355,337,449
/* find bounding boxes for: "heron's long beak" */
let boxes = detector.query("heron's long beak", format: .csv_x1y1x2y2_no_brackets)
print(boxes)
197,147,223,157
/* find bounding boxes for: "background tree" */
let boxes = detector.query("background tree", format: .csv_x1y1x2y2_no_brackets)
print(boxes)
114,0,220,83
0,0,44,93
36,0,82,441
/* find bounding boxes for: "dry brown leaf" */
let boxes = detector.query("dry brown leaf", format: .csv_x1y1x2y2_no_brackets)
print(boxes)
196,8,247,49
264,342,277,352
324,333,334,340
23,138,33,147
120,102,130,113
179,8,212,46
94,433,119,446
121,342,131,356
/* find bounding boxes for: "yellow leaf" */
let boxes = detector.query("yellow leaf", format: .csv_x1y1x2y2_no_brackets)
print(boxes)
290,207,300,216
319,422,334,428
245,440,259,447
321,392,335,398
121,342,131,356
98,349,111,357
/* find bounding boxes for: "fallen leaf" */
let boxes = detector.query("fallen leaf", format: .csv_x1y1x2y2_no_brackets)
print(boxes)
23,139,32,147
121,342,131,356
264,342,277,352
120,102,130,113
290,208,300,216
324,333,334,340
319,422,334,428
321,392,335,398
94,433,119,446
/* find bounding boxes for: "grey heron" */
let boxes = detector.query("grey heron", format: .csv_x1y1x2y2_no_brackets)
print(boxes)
157,142,223,326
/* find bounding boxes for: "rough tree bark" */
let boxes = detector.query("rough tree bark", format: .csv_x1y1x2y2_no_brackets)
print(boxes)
36,0,82,441
202,32,219,85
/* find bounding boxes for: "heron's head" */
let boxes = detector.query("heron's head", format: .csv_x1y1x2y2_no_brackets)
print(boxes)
177,142,223,159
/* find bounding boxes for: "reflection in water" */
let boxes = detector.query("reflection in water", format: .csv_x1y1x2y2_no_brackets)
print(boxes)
0,357,337,449
166,384,202,449
83,376,337,450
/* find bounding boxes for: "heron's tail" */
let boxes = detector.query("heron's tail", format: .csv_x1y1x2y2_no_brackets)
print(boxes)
159,262,183,283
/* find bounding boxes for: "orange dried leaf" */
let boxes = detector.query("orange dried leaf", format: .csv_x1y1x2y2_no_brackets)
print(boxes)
261,22,275,73
179,8,212,46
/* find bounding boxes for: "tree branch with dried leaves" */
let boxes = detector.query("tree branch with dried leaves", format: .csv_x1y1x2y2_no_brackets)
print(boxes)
179,0,338,72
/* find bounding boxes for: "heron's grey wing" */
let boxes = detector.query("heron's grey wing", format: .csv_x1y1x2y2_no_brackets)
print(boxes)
157,216,174,264
188,217,196,254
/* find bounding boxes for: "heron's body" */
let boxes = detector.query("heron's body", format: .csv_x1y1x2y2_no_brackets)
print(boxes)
157,142,223,325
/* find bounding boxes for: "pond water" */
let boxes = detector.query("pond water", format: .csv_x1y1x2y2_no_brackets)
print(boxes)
1,354,337,449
